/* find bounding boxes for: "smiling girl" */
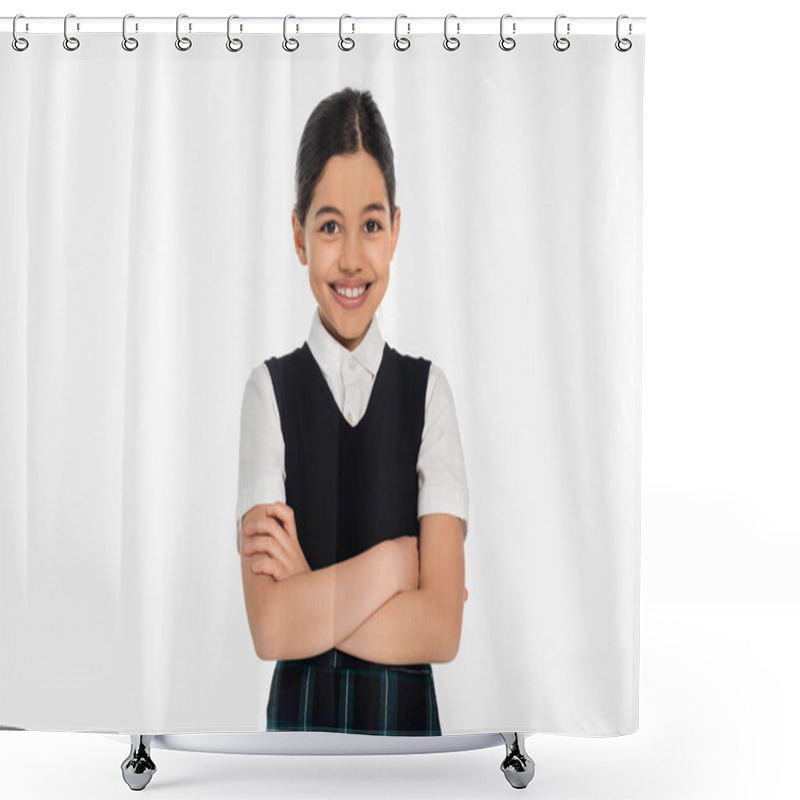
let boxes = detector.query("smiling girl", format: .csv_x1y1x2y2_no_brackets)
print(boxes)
237,87,469,736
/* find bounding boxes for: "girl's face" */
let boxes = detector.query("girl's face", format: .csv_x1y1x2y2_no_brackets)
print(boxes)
292,149,400,351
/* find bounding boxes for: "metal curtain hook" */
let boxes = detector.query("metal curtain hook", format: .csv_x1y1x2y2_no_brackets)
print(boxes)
63,13,80,51
339,14,355,51
553,14,570,52
12,14,29,51
283,15,299,51
443,13,460,51
615,14,632,51
499,13,516,51
394,14,410,51
227,14,243,51
175,13,192,51
122,14,138,51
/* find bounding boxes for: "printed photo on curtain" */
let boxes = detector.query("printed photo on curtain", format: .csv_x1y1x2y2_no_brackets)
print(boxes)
0,21,643,751
239,87,467,736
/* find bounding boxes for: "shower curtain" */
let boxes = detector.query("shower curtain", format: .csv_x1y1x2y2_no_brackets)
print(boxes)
0,20,644,737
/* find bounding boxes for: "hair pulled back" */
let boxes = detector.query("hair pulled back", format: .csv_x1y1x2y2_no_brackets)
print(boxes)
294,87,397,230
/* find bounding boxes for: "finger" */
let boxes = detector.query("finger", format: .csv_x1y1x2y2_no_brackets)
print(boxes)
266,502,297,539
243,510,286,538
242,532,279,558
260,519,292,555
251,554,283,580
266,502,298,540
244,528,295,566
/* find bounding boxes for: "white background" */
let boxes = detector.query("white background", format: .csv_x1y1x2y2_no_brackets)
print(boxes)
1,1,797,799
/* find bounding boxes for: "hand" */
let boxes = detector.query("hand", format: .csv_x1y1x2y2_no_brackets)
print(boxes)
464,587,469,603
241,502,311,581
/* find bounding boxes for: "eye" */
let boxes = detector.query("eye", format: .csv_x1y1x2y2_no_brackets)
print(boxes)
321,220,340,234
365,219,383,233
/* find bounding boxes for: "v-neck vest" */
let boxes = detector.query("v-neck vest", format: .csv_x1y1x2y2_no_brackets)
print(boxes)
265,341,431,571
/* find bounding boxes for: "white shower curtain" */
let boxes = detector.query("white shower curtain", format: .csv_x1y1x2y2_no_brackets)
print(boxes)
1,26,643,736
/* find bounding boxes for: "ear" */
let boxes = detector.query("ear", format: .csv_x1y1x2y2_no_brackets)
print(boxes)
389,206,401,261
291,209,308,265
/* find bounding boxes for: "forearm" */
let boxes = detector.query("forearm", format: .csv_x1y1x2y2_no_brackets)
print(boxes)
263,542,399,661
336,588,456,665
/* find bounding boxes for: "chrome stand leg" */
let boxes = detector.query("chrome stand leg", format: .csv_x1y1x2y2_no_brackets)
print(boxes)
500,732,535,789
121,734,157,790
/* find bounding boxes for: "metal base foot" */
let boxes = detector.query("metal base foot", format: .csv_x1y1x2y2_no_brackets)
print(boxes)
121,735,157,790
500,732,535,789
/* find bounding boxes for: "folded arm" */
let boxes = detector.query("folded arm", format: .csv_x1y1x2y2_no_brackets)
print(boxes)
335,513,466,664
240,504,402,661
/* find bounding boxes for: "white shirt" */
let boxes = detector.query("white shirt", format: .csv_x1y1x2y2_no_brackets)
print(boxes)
235,308,469,554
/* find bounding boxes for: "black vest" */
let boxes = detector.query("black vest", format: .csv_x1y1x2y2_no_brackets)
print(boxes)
265,341,431,571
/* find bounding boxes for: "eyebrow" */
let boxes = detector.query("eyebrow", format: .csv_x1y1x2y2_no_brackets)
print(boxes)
315,203,387,219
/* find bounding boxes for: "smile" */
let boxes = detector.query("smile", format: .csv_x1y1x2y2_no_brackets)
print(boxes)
329,282,372,309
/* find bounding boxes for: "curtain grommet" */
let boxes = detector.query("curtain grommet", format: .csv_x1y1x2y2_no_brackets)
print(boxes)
226,15,243,52
394,14,411,51
443,13,460,51
282,15,299,52
175,13,192,51
615,15,632,51
121,14,138,52
338,14,355,51
553,14,570,52
499,14,516,51
12,14,29,51
63,13,80,51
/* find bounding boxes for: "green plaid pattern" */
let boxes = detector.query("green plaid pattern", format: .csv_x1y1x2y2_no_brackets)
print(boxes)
267,647,441,735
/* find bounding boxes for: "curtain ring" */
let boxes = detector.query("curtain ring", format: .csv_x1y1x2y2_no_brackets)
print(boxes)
121,14,138,51
283,15,299,51
615,15,632,51
12,14,29,52
175,13,192,51
63,13,80,51
394,14,410,51
226,15,243,52
553,14,570,52
499,13,516,51
339,14,355,51
443,13,460,51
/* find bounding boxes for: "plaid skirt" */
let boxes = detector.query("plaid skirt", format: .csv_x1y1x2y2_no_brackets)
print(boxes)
266,647,442,736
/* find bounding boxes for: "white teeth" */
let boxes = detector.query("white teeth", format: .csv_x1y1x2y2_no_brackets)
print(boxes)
335,284,367,298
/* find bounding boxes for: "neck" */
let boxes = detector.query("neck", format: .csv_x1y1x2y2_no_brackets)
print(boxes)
319,308,368,351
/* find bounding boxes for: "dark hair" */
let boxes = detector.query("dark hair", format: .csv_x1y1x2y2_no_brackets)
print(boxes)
294,87,396,230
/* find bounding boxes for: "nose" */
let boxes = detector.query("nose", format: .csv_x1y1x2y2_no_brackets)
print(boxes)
339,228,364,272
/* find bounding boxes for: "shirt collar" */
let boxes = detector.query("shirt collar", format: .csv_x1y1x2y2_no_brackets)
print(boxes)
306,307,385,379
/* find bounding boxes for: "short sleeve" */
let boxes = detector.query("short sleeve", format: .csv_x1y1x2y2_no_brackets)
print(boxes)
235,364,286,554
417,363,470,540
